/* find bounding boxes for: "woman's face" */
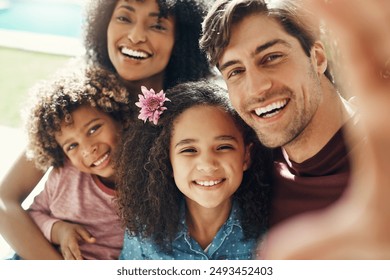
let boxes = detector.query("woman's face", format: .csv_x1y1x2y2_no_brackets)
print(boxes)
107,0,175,89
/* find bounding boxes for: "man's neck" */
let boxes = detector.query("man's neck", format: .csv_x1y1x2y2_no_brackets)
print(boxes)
283,86,354,163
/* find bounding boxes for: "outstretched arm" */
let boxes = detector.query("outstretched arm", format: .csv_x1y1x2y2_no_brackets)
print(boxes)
0,151,62,259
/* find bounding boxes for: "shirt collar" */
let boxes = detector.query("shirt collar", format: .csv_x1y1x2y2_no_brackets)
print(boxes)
174,200,242,241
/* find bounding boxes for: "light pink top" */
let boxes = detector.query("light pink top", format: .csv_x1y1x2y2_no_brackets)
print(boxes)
28,161,124,259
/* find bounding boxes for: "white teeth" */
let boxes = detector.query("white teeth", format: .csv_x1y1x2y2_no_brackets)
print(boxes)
255,99,287,117
93,153,109,167
195,179,223,187
121,47,149,58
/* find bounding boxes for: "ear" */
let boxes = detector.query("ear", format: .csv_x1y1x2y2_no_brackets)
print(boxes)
311,41,328,75
243,143,252,171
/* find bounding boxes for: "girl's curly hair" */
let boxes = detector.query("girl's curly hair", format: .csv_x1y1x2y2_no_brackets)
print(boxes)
115,80,272,251
24,63,133,171
83,0,213,89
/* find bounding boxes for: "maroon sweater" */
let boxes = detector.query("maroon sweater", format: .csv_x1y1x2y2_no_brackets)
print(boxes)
269,125,354,227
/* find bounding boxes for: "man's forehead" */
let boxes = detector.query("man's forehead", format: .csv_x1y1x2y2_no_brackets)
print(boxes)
218,16,288,66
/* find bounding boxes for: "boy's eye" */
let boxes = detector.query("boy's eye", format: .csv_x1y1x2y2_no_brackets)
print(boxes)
88,124,101,135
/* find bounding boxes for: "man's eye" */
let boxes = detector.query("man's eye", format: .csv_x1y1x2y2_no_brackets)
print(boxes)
228,69,244,79
263,54,283,64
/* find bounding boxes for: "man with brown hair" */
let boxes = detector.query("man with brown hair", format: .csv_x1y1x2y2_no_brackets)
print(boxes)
200,0,356,227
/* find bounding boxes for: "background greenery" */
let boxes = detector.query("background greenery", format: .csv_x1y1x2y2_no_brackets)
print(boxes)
0,47,71,127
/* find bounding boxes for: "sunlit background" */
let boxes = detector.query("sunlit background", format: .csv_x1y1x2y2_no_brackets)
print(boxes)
0,0,85,259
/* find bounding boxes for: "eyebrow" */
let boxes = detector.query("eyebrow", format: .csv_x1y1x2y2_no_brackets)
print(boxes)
174,135,239,148
59,118,101,149
219,39,292,72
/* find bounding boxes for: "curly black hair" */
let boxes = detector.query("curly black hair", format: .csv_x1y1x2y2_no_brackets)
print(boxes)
23,62,133,171
115,80,272,251
83,0,213,89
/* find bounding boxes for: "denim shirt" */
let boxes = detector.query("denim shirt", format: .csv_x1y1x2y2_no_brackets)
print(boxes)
119,201,259,260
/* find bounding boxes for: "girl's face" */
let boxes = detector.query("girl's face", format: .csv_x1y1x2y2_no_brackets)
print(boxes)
169,105,251,210
107,0,175,89
54,105,122,185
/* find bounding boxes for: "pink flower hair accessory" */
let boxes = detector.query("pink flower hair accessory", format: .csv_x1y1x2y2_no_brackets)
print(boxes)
135,86,170,125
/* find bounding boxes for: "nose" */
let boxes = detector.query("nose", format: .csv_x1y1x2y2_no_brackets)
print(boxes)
82,142,98,158
196,152,219,173
245,65,272,99
127,24,147,44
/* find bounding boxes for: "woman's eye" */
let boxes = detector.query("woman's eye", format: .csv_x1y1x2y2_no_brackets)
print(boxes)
151,23,167,31
117,16,131,23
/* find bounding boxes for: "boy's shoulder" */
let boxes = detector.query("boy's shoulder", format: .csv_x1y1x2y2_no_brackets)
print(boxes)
49,160,90,183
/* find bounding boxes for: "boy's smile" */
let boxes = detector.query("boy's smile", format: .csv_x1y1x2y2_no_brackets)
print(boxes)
55,105,122,184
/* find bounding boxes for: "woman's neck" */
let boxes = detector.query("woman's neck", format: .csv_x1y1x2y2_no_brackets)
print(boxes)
185,199,232,250
119,74,165,94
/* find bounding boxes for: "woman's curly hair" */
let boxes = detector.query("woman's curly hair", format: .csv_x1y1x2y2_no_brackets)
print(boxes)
115,80,272,251
24,63,133,171
83,0,213,89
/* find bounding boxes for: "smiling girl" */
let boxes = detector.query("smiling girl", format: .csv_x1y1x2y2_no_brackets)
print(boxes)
116,81,272,259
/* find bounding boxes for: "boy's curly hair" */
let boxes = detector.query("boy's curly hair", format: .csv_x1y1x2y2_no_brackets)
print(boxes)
115,80,272,251
83,0,213,89
24,63,132,171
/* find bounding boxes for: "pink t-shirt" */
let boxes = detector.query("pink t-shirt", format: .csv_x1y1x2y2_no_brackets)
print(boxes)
28,162,124,259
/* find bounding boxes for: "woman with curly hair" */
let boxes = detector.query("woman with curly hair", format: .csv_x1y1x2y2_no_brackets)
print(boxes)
84,0,212,90
1,0,213,259
9,65,132,260
116,81,272,259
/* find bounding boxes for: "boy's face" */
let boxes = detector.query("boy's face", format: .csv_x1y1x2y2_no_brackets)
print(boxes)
169,105,250,211
218,14,326,148
55,105,122,184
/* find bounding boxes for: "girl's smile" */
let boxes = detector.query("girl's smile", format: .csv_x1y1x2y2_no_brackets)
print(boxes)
169,105,250,210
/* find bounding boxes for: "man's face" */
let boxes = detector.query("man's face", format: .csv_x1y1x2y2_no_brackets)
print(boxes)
218,14,325,149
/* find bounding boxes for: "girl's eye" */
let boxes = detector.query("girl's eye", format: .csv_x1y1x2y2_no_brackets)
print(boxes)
180,148,197,154
217,145,234,151
88,124,101,135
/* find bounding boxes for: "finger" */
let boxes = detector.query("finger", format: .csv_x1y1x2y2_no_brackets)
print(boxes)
68,243,83,260
61,247,76,260
76,227,96,244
